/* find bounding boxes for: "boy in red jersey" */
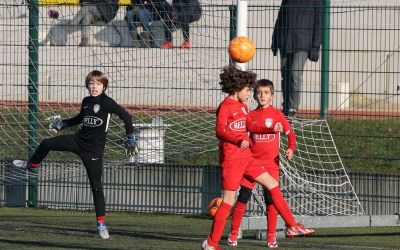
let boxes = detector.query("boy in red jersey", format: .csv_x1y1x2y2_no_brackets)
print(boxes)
227,79,314,249
202,67,314,250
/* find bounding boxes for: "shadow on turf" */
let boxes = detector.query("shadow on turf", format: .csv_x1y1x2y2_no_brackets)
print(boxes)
0,238,119,250
9,223,206,244
108,229,204,243
309,232,400,238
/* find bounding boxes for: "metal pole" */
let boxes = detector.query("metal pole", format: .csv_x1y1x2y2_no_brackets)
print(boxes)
28,0,39,207
235,0,248,70
320,0,331,118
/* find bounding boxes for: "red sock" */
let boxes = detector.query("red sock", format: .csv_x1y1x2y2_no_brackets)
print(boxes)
266,204,278,235
97,216,105,223
269,186,297,227
230,201,247,236
207,202,232,247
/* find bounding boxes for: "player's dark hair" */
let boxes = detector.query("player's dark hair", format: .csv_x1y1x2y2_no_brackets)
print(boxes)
219,65,257,94
85,70,108,90
255,79,274,95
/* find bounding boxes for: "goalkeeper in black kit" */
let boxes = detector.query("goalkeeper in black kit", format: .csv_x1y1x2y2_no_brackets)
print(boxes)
13,70,139,239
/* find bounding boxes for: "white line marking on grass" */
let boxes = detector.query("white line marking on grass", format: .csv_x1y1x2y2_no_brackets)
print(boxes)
285,242,398,250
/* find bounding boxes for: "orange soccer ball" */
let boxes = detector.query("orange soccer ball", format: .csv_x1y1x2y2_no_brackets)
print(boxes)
208,197,223,217
228,36,256,63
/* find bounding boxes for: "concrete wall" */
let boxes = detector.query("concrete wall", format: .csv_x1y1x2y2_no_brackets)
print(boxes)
0,3,399,111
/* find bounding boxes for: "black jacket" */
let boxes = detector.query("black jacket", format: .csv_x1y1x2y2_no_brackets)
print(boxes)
172,0,202,23
272,0,322,53
80,0,119,24
63,93,133,154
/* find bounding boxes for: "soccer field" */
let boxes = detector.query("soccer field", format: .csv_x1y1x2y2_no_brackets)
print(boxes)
0,208,399,250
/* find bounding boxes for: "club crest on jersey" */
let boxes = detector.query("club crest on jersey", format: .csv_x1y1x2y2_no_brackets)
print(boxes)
265,118,273,128
241,107,247,115
229,118,246,131
83,116,103,127
93,104,100,113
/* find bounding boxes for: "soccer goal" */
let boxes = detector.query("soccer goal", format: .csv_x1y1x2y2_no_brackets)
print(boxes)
240,118,369,237
248,118,364,218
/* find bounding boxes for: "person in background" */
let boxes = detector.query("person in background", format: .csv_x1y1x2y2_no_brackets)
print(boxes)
160,0,202,49
69,0,119,46
124,0,171,46
271,0,322,117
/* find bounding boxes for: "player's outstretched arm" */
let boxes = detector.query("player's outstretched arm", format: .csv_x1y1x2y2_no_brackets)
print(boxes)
108,98,134,136
108,98,138,158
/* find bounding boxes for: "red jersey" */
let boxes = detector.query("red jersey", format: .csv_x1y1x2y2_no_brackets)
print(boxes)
215,97,252,162
248,106,296,168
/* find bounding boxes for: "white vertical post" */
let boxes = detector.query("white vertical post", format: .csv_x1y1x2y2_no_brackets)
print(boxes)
236,0,248,37
236,0,248,70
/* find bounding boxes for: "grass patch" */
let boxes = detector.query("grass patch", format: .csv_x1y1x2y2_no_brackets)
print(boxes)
328,118,400,173
0,207,399,250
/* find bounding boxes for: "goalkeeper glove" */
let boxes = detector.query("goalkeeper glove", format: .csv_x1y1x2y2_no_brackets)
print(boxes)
50,120,65,132
125,133,139,157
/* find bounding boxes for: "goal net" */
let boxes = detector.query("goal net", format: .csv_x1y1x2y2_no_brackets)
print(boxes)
1,0,229,167
248,118,364,216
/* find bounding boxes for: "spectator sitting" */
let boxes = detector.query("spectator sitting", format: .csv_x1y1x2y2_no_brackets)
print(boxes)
68,0,120,46
160,0,202,49
125,0,172,47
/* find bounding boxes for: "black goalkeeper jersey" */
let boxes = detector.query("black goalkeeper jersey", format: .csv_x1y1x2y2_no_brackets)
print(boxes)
63,93,133,154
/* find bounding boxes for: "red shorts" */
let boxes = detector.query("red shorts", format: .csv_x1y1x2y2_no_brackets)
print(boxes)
220,158,266,191
240,165,280,190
